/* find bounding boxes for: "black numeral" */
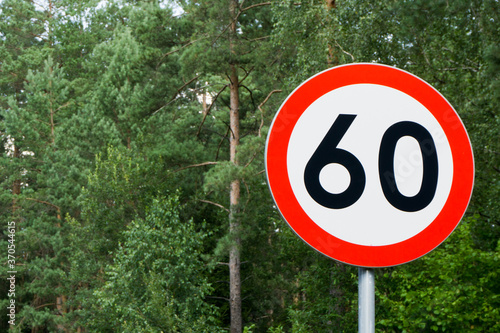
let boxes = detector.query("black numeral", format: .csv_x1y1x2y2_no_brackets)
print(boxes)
378,121,438,212
304,114,366,209
304,116,438,212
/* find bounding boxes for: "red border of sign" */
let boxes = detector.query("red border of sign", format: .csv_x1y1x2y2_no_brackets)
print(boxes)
265,63,474,267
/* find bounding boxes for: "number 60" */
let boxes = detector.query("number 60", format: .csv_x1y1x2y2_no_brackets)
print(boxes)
304,114,438,212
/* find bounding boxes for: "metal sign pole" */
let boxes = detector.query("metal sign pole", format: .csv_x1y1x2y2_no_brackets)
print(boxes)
358,267,375,333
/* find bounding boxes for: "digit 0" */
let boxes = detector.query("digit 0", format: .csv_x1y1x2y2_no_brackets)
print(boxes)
378,121,438,212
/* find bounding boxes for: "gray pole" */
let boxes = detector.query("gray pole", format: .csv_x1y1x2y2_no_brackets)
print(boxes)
358,267,375,333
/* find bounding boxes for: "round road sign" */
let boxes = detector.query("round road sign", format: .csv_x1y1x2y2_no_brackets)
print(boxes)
265,63,474,267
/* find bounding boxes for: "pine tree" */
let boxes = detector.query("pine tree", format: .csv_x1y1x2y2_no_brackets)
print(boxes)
0,0,116,330
0,56,81,331
177,1,283,331
64,1,210,329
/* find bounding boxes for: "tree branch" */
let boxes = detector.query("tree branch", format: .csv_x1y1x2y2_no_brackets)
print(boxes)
240,84,256,110
216,127,231,160
196,84,228,137
151,75,200,116
241,2,271,12
24,198,61,212
206,296,230,302
238,66,254,85
35,303,56,310
334,40,355,61
212,2,271,47
242,35,271,42
198,199,230,213
242,178,251,212
156,38,204,69
173,162,218,173
55,101,72,112
258,89,282,137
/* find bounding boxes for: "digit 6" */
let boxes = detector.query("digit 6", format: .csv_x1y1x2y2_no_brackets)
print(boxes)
304,114,366,209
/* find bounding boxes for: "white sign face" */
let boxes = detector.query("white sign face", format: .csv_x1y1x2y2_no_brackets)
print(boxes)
287,84,453,246
265,63,474,267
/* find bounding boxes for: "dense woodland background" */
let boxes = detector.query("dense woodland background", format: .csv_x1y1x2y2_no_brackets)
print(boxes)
0,0,499,332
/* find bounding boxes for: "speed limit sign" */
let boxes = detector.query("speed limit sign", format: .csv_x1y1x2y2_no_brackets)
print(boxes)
265,63,474,267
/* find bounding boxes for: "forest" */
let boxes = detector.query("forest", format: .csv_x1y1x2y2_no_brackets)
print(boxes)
0,0,498,332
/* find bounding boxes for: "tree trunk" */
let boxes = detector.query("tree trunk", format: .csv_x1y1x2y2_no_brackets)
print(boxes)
229,1,242,332
229,178,242,333
325,0,339,67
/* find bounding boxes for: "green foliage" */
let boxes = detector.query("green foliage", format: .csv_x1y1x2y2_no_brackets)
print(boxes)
65,145,173,331
80,146,169,254
0,0,47,108
377,220,500,332
0,55,87,331
92,195,221,332
271,0,341,87
0,0,498,331
264,219,358,333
